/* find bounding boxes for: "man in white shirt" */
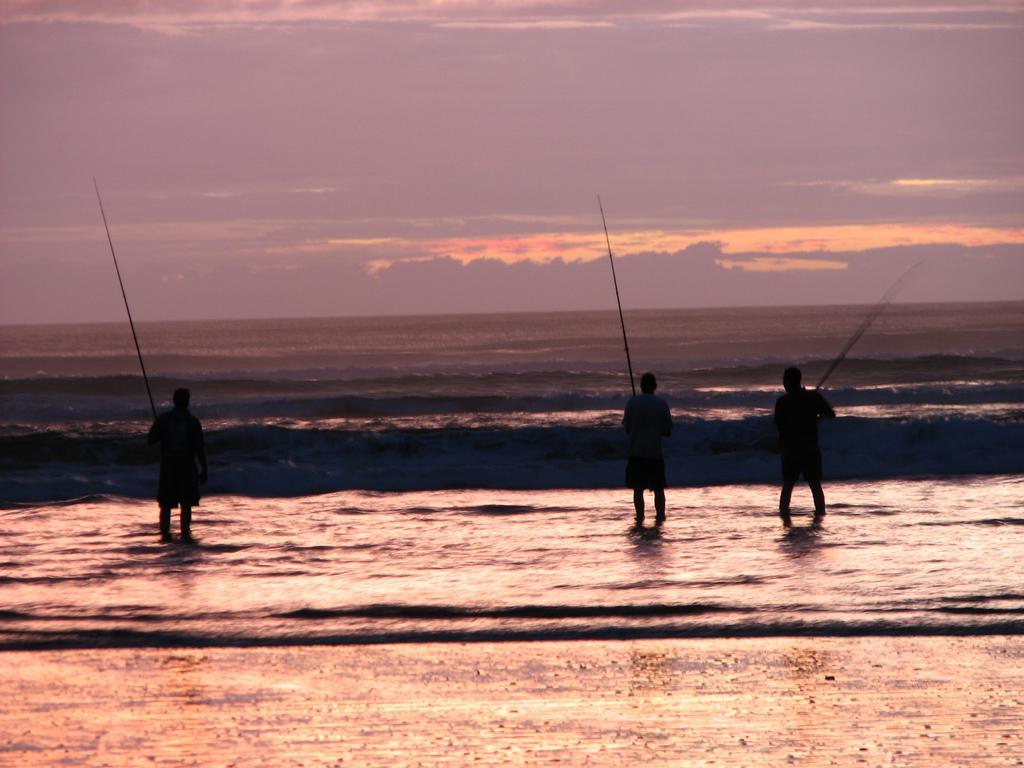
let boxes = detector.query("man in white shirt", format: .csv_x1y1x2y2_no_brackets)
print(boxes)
622,372,672,527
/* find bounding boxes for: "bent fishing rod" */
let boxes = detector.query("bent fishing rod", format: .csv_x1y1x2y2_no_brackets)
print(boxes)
598,195,636,396
94,178,157,421
816,260,924,390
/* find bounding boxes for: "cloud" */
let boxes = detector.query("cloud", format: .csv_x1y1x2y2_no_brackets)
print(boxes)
436,20,614,30
369,222,1024,268
3,17,1019,249
771,17,1023,32
2,3,1019,325
3,1,1021,32
4,241,1022,324
5,214,1022,278
716,256,848,272
795,177,1024,197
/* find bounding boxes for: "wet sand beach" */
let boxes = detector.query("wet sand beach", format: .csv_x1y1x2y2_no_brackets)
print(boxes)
3,308,1023,766
2,636,1021,766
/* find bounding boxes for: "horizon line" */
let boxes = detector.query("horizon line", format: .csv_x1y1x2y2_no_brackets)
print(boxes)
3,297,1022,329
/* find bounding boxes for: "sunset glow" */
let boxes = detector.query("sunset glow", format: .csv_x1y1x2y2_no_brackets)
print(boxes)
239,222,1024,270
1,5,1023,767
2,1,1021,321
395,223,1024,270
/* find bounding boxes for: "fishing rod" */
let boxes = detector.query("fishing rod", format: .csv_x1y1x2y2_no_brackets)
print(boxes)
94,178,157,421
598,195,636,396
816,260,924,390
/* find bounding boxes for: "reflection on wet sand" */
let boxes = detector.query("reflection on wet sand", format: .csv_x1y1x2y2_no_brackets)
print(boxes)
151,654,206,760
779,523,827,559
2,637,1019,766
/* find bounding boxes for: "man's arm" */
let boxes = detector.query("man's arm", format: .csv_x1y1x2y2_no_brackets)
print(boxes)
662,401,672,437
622,400,632,434
147,414,163,445
193,418,209,484
816,392,836,419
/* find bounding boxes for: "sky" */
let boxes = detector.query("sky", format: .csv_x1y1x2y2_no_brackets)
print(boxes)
1,1,1022,323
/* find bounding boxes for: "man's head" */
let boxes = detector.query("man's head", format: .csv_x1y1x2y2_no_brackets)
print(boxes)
173,388,191,408
783,367,802,395
640,372,657,394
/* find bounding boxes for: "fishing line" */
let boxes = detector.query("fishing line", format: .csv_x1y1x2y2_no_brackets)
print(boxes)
816,260,924,390
94,178,157,420
598,195,636,396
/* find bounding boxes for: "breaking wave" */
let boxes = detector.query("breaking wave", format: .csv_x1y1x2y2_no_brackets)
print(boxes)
3,413,1022,502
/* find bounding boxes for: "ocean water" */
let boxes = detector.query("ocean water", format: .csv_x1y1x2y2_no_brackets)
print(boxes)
1,302,1023,648
2,302,1023,499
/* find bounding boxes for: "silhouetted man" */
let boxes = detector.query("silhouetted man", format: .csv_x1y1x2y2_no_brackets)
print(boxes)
623,372,672,527
148,388,207,541
774,367,835,527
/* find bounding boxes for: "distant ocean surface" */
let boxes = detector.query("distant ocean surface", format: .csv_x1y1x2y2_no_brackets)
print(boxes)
2,303,1023,649
2,303,1023,500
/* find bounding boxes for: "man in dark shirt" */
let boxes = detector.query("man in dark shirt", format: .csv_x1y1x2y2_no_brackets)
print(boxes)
774,367,835,528
148,388,207,541
623,372,673,527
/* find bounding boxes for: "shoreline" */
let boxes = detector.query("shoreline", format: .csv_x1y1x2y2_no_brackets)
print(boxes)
1,636,1020,766
5,471,1023,508
5,624,1024,653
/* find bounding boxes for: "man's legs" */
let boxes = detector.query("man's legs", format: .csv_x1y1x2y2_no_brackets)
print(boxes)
807,448,826,524
809,481,826,523
633,488,645,526
180,505,193,540
778,480,795,527
779,452,797,528
159,505,172,540
654,488,666,524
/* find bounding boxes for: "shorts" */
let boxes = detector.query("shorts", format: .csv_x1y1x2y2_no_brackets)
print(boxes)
781,448,823,484
625,457,667,490
157,458,200,508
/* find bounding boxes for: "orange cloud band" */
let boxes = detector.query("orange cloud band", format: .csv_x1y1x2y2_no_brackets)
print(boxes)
259,222,1024,272
425,223,1024,270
